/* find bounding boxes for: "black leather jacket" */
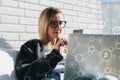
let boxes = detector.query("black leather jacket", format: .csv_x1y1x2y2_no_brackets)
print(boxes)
15,39,63,80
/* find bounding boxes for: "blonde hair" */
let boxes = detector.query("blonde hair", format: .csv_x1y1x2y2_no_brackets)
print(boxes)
38,6,62,45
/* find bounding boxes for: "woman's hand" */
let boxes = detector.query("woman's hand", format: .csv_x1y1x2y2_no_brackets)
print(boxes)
53,37,67,53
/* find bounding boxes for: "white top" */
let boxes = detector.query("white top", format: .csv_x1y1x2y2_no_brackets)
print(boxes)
42,46,66,73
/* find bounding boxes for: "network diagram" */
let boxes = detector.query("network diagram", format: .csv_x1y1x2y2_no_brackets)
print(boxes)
64,33,120,80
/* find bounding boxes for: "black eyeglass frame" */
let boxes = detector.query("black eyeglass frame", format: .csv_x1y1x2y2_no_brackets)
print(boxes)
49,21,67,28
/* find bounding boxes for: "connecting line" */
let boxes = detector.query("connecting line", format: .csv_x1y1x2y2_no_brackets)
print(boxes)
69,72,79,80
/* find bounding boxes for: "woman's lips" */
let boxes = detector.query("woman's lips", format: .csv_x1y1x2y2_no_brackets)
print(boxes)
54,32,59,34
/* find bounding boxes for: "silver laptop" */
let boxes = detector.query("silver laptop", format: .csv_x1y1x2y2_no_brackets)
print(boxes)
64,33,120,80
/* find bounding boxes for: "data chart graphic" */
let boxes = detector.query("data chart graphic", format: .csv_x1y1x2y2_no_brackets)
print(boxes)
64,33,120,80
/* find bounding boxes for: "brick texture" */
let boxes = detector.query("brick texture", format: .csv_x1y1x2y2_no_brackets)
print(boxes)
0,0,102,50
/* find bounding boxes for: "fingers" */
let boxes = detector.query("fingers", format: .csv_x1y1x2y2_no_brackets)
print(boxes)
53,37,67,51
58,38,67,46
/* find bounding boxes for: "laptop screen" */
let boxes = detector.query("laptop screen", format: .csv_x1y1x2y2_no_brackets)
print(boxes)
64,33,120,80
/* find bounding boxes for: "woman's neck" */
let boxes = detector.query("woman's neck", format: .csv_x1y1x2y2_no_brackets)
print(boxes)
47,39,57,50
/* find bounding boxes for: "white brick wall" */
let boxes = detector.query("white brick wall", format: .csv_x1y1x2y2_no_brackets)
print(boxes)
1,0,18,7
0,0,103,50
101,2,120,34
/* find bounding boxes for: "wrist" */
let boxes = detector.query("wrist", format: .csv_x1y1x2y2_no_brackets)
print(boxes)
54,45,59,51
53,48,59,51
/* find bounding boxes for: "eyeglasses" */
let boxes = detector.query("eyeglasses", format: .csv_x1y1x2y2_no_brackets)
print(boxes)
49,21,67,28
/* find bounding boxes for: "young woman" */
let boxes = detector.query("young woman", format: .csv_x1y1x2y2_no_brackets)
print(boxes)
15,6,67,80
